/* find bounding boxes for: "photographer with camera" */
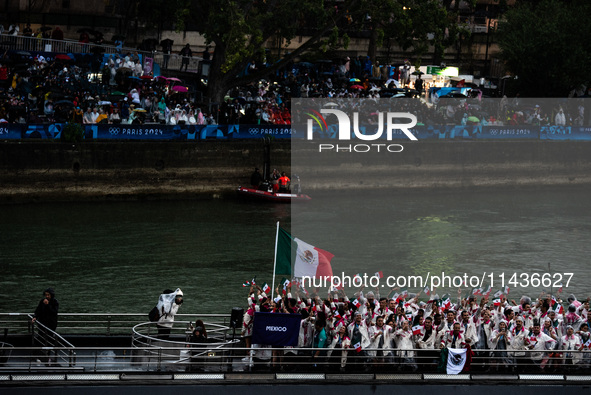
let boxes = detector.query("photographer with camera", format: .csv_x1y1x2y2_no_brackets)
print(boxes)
156,288,184,339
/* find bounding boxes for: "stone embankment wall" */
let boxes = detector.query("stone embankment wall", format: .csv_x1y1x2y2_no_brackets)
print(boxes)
0,140,291,203
295,140,591,191
1,140,590,203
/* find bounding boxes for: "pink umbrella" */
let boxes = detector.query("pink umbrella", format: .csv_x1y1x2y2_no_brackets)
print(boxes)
167,77,182,82
172,85,188,92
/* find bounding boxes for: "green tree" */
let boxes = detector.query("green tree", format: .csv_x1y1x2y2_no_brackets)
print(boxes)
496,0,591,96
176,0,359,103
358,0,471,67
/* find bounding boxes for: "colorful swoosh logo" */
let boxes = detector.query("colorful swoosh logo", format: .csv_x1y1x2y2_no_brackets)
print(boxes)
304,109,327,132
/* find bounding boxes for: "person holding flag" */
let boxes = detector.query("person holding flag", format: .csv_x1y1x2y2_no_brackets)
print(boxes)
547,310,564,339
415,316,437,349
488,320,513,371
327,323,351,372
298,310,316,351
525,319,557,371
576,299,589,321
377,297,391,318
368,315,392,366
559,325,582,369
474,308,495,352
532,297,551,321
459,310,479,346
393,320,417,371
436,310,457,344
564,304,583,331
542,318,559,341
347,312,370,370
509,316,529,371
440,322,468,349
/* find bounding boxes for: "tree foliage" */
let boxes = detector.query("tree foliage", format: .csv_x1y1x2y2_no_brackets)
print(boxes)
178,0,358,102
347,0,469,66
496,0,591,96
136,0,478,101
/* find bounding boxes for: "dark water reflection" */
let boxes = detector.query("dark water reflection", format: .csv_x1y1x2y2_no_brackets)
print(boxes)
0,200,290,314
1,188,590,315
293,188,591,299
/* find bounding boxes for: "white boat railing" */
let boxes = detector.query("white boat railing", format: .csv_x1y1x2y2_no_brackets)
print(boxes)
1,345,590,376
27,314,76,368
0,313,231,337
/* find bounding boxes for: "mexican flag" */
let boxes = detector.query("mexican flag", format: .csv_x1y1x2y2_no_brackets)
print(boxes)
446,348,468,374
551,297,564,314
412,325,422,335
275,227,334,278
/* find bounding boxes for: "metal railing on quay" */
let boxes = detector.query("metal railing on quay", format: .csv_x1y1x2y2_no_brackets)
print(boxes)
0,34,206,75
156,53,205,74
0,33,152,59
0,313,231,337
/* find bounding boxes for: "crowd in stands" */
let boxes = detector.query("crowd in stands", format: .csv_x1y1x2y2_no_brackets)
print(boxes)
1,25,589,127
240,282,591,372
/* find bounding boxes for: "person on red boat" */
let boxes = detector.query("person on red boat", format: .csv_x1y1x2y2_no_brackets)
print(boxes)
278,172,290,192
271,168,280,192
250,167,262,189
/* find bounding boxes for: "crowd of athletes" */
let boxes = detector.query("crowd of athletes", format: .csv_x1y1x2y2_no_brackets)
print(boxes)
240,283,591,372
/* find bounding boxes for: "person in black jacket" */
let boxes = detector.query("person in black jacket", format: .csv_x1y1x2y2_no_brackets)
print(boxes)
32,288,59,365
32,288,59,331
180,44,192,72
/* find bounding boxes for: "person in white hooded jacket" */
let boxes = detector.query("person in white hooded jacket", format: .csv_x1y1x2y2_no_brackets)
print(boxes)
156,288,183,339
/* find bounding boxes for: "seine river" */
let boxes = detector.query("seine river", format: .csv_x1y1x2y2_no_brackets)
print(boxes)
1,187,590,315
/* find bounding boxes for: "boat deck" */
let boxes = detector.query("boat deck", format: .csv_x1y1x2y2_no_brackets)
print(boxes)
2,313,591,391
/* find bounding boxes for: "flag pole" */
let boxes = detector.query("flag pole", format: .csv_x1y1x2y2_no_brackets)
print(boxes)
271,221,279,300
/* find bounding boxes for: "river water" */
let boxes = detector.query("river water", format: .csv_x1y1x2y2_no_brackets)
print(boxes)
1,187,590,315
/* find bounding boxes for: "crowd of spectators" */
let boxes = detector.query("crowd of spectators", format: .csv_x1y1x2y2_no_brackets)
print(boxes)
1,25,589,127
240,282,591,373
